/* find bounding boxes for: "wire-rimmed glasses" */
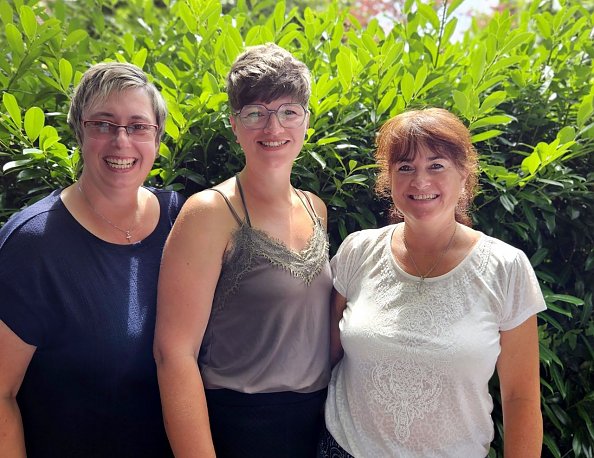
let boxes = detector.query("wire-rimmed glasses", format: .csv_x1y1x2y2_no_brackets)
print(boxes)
234,103,308,130
83,120,158,142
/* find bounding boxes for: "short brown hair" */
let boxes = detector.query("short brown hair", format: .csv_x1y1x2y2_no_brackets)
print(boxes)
375,108,479,226
226,43,311,112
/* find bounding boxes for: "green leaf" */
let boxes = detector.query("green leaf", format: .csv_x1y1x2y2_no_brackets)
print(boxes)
376,88,396,118
342,174,368,185
471,129,502,143
576,95,593,128
304,150,324,169
3,92,21,129
470,43,486,86
39,125,60,150
59,58,73,92
521,151,541,175
5,23,24,55
499,193,515,213
499,31,533,56
24,106,45,142
132,48,148,68
272,0,286,32
19,5,36,40
417,2,439,30
413,64,428,94
530,247,548,268
63,29,88,48
0,0,13,25
546,294,585,306
400,72,414,104
446,0,465,16
154,62,178,88
245,25,275,46
178,2,197,33
539,342,563,366
479,91,506,115
336,49,353,91
452,90,469,117
469,115,514,130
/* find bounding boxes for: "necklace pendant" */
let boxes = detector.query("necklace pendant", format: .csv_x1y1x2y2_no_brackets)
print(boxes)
125,231,132,242
416,277,425,294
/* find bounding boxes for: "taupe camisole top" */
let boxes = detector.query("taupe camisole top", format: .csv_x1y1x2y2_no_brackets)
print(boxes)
199,178,332,394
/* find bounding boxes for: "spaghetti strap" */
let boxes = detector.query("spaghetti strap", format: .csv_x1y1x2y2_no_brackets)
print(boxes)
207,188,244,226
294,189,318,224
235,174,252,227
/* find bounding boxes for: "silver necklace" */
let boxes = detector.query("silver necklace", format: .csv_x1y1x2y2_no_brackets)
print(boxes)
77,183,138,243
402,223,457,293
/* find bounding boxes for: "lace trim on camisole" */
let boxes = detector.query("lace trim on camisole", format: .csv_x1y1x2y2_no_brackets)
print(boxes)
209,177,329,313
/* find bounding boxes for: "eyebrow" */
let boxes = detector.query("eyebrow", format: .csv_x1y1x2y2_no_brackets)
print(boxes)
86,112,153,122
396,154,446,163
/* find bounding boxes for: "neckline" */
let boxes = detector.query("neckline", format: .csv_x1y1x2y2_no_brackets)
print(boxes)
59,187,162,247
235,173,317,227
235,216,324,258
387,223,484,283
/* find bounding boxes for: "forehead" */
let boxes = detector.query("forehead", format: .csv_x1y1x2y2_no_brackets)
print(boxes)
85,88,155,121
244,95,297,109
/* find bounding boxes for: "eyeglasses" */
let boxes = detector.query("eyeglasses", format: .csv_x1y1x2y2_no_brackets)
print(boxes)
234,103,308,130
83,120,158,142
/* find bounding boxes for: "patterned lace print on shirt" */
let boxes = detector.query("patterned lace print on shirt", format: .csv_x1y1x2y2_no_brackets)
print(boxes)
212,219,329,313
360,231,492,445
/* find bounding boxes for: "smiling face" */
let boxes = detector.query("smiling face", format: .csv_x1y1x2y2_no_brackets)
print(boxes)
230,96,309,170
390,145,468,225
79,87,158,193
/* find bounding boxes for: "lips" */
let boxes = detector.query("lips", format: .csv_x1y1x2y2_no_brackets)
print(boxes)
409,194,438,200
104,157,137,170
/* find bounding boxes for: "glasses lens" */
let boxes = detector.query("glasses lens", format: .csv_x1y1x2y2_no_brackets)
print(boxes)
238,104,306,129
127,124,157,142
239,105,268,129
276,104,306,128
84,121,156,142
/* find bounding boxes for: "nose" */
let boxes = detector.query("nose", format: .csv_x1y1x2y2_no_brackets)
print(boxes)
411,170,430,189
113,126,132,145
263,112,283,133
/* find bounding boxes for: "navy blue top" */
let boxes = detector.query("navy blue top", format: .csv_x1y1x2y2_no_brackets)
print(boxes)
0,188,184,458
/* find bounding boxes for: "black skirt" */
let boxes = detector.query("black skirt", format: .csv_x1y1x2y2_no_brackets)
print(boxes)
317,427,354,458
205,388,327,458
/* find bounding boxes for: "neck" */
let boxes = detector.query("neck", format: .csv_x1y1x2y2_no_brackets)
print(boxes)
238,167,294,204
401,219,458,253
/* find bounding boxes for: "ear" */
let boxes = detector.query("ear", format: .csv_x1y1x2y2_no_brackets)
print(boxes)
230,115,238,135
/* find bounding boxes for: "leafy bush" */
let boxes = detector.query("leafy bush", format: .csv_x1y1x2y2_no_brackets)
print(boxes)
1,0,592,455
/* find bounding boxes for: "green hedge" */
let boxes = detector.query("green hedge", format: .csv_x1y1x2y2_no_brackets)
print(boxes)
1,0,593,455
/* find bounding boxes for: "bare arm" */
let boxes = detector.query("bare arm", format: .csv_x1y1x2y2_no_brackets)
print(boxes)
154,192,232,458
496,315,543,458
330,289,347,367
0,320,36,458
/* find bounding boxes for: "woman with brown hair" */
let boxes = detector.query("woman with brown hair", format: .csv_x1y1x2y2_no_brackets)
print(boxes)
319,108,545,457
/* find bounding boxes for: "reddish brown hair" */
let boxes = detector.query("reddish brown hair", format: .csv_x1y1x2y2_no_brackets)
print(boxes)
374,108,479,226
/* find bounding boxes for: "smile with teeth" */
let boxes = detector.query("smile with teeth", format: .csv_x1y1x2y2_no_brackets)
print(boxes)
410,194,438,200
105,157,137,169
259,140,289,147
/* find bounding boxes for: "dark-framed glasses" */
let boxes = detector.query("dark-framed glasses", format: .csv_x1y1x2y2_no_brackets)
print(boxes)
234,103,308,130
83,120,158,142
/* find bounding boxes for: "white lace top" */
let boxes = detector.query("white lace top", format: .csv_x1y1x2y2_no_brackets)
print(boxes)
325,224,546,457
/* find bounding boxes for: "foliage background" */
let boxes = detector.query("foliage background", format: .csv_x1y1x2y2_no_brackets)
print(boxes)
0,0,593,456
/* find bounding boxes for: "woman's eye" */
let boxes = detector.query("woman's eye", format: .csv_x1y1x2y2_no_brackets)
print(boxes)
397,165,413,172
430,163,445,170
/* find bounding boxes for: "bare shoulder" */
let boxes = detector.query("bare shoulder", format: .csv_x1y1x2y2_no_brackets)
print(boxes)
300,190,328,225
166,185,241,254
